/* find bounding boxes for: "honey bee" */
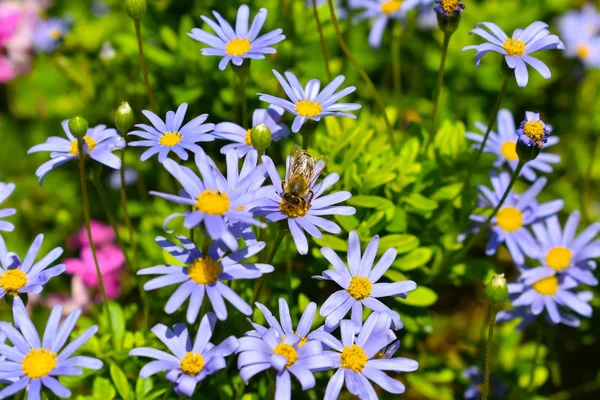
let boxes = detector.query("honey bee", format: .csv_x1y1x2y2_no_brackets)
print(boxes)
281,145,327,214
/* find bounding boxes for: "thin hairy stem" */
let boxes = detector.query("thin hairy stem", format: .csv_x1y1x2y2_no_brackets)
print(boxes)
312,0,332,81
482,305,498,400
134,20,157,112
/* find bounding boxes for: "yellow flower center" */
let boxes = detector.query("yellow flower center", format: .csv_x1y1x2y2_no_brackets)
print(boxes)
225,37,251,56
577,45,590,60
245,128,252,146
160,132,183,147
273,343,298,368
180,352,205,376
69,137,97,155
496,207,523,232
440,0,459,14
546,247,572,271
295,100,323,118
188,257,222,285
523,121,545,146
341,345,368,373
49,28,62,39
502,38,526,56
347,276,372,300
500,141,519,161
0,269,28,295
279,199,309,218
21,348,57,379
196,189,230,215
381,0,402,14
532,276,558,296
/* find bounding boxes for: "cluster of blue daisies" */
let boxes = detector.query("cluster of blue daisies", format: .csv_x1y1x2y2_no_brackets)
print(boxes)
0,1,598,399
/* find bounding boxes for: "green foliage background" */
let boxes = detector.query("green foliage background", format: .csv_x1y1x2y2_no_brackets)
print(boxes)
1,0,599,399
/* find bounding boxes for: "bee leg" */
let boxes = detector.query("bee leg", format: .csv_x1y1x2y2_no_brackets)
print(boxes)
282,180,286,191
306,190,315,208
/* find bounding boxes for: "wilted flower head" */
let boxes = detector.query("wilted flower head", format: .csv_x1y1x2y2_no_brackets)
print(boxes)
434,0,465,17
188,5,285,70
463,21,565,87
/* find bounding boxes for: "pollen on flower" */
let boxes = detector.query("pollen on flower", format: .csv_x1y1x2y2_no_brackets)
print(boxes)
501,141,519,161
196,189,230,215
69,136,97,155
381,0,402,14
160,132,183,147
188,256,222,285
341,345,368,373
502,38,526,56
280,199,309,218
225,37,251,56
273,343,298,368
21,348,57,379
496,207,523,232
440,0,460,14
523,121,545,147
533,276,558,296
245,128,252,146
49,28,62,39
180,351,205,376
577,45,590,60
546,247,572,271
295,100,323,118
347,276,372,300
0,269,28,295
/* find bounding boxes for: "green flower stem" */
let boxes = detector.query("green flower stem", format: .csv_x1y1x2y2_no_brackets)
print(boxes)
119,149,139,273
582,132,599,222
251,225,288,305
77,141,112,331
134,20,157,112
312,0,332,81
424,31,452,154
301,121,318,150
392,21,402,126
461,76,510,198
455,160,525,261
239,69,248,127
482,305,498,400
327,0,397,151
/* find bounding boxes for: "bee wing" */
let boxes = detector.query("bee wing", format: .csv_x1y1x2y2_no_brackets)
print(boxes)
287,145,304,180
309,155,328,187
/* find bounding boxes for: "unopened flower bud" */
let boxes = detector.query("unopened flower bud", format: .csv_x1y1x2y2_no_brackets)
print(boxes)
68,116,89,139
485,274,509,307
125,0,147,21
115,102,134,134
250,123,272,153
435,0,465,36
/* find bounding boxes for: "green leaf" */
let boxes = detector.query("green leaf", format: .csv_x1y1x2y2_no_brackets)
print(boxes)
393,247,433,271
396,286,438,307
107,301,125,351
135,376,153,400
378,234,419,255
93,377,116,400
110,363,133,400
347,195,394,210
433,120,467,159
403,193,438,211
159,26,178,51
313,234,347,251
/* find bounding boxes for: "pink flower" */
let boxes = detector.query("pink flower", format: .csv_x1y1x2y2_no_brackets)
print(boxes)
69,220,117,249
0,56,16,82
0,9,20,46
63,245,125,299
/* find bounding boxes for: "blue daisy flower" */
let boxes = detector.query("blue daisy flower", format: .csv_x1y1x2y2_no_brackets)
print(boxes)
519,211,600,286
32,18,70,53
466,109,560,182
310,312,419,399
138,236,273,323
0,331,14,384
130,313,239,398
463,21,565,87
462,366,507,400
352,0,421,48
28,120,125,185
188,5,285,71
252,155,355,255
213,106,290,157
517,111,551,148
497,275,593,329
466,172,564,265
314,231,417,330
150,150,267,251
258,71,361,133
0,297,102,399
558,4,600,68
128,103,215,162
237,328,333,399
0,182,16,233
0,234,65,300
434,0,465,17
247,298,318,345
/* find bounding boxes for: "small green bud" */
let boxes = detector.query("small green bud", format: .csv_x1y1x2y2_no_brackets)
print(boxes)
485,274,509,307
516,140,541,163
68,116,89,139
125,0,147,21
115,102,134,134
250,123,272,153
436,12,461,36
